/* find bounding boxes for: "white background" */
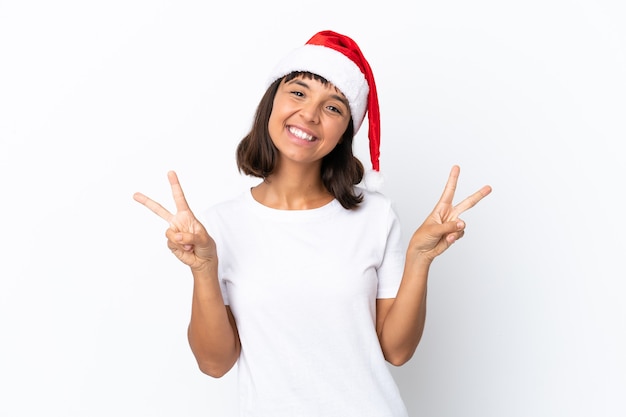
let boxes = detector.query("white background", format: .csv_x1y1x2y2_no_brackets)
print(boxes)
1,1,624,416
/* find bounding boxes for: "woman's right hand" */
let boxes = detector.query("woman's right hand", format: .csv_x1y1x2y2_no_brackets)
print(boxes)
133,171,216,271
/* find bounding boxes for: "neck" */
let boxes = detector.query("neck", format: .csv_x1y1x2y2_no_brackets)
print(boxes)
251,162,332,210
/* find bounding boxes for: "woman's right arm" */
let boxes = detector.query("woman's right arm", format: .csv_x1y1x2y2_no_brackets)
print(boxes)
134,171,240,378
187,262,240,377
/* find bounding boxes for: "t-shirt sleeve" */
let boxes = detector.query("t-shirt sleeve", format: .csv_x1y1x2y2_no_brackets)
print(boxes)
376,202,405,299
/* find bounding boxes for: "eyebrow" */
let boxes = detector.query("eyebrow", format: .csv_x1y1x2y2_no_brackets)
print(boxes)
288,79,350,109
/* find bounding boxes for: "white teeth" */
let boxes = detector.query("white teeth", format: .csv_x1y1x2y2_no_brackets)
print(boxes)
289,127,314,141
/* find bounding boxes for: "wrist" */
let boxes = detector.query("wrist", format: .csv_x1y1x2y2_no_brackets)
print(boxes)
190,259,218,277
406,251,434,271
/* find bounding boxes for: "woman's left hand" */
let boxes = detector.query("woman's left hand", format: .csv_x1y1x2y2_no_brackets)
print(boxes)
408,165,492,263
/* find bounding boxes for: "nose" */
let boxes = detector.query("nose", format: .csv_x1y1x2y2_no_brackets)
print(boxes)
299,101,321,124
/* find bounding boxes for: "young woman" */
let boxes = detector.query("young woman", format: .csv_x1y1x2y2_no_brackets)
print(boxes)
134,30,492,417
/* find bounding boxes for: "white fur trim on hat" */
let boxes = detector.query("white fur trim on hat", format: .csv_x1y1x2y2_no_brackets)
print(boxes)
363,169,384,192
266,44,370,133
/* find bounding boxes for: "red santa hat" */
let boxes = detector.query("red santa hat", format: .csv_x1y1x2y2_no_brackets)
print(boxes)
267,30,383,190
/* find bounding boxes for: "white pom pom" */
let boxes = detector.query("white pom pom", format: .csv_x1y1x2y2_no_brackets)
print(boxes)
363,169,384,192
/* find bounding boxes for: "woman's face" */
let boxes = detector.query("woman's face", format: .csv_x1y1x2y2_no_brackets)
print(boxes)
268,75,351,169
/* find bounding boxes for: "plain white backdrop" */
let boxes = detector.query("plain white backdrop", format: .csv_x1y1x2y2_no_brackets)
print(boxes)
1,0,624,416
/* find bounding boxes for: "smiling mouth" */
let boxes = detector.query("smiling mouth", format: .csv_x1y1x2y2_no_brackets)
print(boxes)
288,126,315,142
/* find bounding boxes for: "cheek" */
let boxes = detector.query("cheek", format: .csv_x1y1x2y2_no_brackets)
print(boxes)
268,96,287,130
333,121,350,143
267,111,282,143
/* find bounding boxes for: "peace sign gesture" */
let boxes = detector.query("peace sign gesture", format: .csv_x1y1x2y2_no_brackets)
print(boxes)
408,165,492,262
133,171,216,271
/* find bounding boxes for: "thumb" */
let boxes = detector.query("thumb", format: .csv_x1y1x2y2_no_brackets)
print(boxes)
447,219,465,233
430,219,464,237
442,220,465,244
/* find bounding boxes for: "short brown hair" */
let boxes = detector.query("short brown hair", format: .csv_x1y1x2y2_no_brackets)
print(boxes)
236,72,364,210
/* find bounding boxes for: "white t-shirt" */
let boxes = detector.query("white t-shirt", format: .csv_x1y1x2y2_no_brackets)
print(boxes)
200,187,409,417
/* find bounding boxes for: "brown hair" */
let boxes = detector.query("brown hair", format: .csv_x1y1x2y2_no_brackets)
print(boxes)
236,72,364,210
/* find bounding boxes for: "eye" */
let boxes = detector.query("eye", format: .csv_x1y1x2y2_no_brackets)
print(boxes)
326,105,343,114
290,90,304,97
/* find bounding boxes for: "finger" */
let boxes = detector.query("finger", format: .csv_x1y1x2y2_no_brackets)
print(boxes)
437,165,461,205
431,221,464,252
165,227,207,247
167,238,194,253
133,192,174,222
426,220,464,241
446,229,465,244
454,184,492,215
168,171,192,213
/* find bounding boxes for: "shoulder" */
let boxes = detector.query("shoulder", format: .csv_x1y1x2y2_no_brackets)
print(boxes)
354,186,402,232
200,191,249,222
356,186,395,213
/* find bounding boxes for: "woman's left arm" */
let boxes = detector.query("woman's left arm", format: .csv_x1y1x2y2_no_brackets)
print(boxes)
376,165,492,366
